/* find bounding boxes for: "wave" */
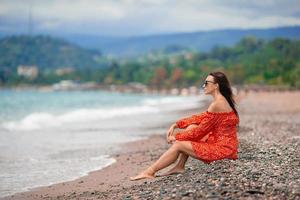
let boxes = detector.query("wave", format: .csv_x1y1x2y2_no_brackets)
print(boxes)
14,155,116,198
142,97,187,106
1,105,160,131
142,95,206,111
1,95,205,132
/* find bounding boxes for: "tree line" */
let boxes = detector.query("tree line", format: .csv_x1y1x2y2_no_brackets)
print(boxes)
1,36,300,88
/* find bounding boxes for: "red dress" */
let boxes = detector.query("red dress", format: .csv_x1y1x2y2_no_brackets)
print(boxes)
175,110,239,164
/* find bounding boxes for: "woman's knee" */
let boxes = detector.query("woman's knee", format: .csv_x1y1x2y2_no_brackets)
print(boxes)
172,141,188,151
186,124,198,130
171,141,182,150
173,141,195,156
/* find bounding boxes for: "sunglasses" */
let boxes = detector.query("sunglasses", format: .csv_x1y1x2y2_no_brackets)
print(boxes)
202,80,215,88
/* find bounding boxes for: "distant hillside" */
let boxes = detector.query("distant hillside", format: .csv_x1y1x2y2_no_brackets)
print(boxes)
0,35,102,70
63,26,300,57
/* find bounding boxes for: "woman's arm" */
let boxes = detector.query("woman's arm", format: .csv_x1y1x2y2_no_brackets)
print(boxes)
175,112,205,129
175,113,218,141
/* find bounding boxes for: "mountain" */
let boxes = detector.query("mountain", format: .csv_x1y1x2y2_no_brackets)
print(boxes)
1,26,300,69
62,26,300,57
0,35,102,70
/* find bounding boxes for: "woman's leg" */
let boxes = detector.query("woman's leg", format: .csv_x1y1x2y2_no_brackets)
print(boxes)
172,124,210,168
176,153,189,168
159,153,188,176
130,141,197,181
162,124,205,175
164,133,209,176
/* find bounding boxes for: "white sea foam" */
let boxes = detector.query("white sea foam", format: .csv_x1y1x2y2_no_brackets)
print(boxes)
1,105,160,131
142,95,206,111
0,91,207,198
2,95,206,131
142,97,188,106
4,155,116,198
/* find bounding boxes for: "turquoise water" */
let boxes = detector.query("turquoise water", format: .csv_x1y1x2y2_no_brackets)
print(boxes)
0,90,164,121
0,89,205,197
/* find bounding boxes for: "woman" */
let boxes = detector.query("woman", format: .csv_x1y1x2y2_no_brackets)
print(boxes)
130,71,239,181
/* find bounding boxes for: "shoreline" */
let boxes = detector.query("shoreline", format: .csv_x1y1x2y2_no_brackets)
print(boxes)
1,134,169,200
1,95,208,200
2,84,299,96
2,90,300,199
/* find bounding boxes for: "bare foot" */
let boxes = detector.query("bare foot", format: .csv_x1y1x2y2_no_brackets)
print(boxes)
130,167,155,181
159,166,184,177
130,173,155,181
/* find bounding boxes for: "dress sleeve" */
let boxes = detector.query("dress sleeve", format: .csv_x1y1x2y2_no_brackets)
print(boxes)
175,112,218,141
176,112,206,129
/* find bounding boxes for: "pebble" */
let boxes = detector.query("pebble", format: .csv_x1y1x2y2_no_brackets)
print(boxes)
60,110,300,200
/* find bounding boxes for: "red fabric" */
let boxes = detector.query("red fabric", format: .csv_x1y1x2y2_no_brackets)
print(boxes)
175,112,206,129
175,111,239,163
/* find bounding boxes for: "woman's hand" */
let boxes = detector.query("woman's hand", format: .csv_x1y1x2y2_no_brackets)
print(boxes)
166,123,177,143
167,135,176,144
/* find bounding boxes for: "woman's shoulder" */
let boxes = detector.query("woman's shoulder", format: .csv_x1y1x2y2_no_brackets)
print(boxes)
207,100,232,113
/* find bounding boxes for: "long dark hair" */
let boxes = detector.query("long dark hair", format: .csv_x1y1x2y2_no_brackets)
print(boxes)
209,71,239,118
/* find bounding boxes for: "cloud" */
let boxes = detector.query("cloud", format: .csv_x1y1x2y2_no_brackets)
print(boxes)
0,0,300,36
158,0,300,32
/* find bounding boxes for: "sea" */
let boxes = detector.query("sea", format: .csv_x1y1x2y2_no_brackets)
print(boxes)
0,89,208,197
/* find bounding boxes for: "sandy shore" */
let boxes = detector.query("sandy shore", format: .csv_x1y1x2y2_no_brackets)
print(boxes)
2,91,300,200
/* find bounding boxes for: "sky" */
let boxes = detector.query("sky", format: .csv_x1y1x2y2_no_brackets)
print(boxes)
0,0,300,37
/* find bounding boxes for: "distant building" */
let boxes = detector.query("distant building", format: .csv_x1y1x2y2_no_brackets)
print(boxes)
52,80,79,91
169,57,177,65
128,82,148,93
189,86,199,95
55,67,74,76
180,88,189,96
184,53,193,60
170,88,179,95
17,65,38,79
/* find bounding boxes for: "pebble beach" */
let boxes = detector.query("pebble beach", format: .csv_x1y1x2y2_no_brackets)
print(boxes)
2,90,300,200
